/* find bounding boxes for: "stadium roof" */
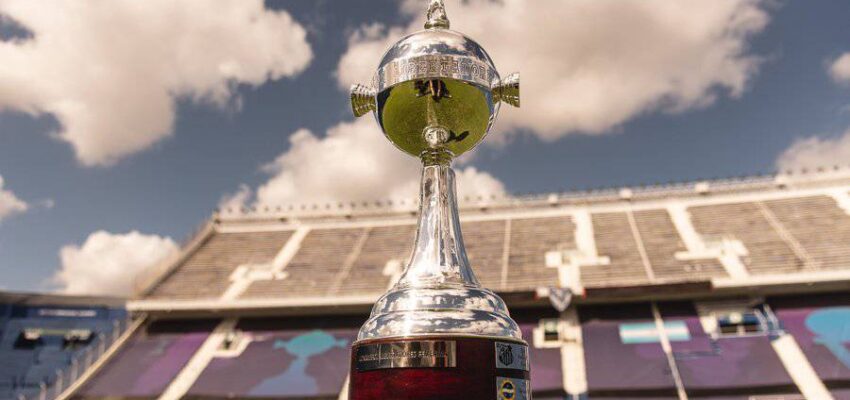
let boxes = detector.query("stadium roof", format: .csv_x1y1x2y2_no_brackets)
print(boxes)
130,167,850,316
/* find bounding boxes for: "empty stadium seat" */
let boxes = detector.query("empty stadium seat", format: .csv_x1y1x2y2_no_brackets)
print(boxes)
507,217,574,291
764,196,850,270
149,231,295,300
0,302,125,400
240,228,365,299
689,202,804,275
583,213,653,287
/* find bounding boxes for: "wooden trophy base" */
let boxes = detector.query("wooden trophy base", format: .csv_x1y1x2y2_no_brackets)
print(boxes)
349,336,530,400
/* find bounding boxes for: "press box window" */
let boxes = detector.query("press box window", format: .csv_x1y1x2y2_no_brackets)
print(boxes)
716,311,765,337
541,319,560,342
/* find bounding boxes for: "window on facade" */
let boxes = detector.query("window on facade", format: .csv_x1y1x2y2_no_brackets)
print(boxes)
541,319,560,342
716,311,765,337
63,329,93,349
14,329,44,349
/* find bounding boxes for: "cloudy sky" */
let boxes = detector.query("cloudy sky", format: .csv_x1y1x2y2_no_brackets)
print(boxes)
1,0,849,295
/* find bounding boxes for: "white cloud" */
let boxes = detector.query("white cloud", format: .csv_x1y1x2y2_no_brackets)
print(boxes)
54,230,178,296
338,0,770,139
776,129,850,172
219,184,252,212
830,53,850,85
0,174,27,222
225,118,504,209
0,0,312,166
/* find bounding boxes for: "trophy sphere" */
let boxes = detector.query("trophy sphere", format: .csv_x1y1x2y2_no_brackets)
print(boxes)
350,28,519,159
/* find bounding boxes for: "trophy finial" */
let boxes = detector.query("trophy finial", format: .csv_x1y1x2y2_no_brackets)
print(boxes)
425,0,450,29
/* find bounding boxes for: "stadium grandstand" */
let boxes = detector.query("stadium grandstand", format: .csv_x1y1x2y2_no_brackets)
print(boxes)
20,167,850,400
0,292,126,400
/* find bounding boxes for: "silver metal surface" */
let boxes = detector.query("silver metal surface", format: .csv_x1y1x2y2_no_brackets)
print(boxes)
350,83,376,117
354,340,456,371
357,164,521,341
373,32,499,92
350,0,523,344
349,0,519,159
494,72,520,108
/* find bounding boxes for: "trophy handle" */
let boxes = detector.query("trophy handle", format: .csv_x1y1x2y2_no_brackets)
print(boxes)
494,72,520,108
350,84,376,117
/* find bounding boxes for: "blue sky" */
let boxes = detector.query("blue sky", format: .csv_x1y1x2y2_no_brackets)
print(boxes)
0,0,849,294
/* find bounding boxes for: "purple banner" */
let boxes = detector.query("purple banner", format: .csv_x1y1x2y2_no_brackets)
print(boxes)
772,295,850,382
581,304,675,391
669,316,792,389
188,319,357,398
79,320,217,397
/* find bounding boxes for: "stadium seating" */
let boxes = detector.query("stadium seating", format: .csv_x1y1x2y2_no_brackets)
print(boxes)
462,219,508,289
689,202,804,275
631,210,725,281
338,224,416,295
582,213,652,287
0,298,125,400
60,171,850,399
149,231,294,300
240,228,364,299
507,217,573,290
140,178,850,299
764,196,850,270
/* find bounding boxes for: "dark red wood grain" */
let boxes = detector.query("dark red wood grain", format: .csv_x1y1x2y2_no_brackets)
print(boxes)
349,336,529,400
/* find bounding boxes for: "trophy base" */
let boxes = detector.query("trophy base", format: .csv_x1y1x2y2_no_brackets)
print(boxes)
349,336,531,400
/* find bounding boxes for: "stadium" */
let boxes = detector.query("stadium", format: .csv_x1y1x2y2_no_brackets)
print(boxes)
3,0,850,399
2,167,850,400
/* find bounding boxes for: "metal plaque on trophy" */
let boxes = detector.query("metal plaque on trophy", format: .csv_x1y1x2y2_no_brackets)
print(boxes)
348,0,525,398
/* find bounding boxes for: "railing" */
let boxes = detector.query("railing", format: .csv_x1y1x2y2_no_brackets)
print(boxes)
17,318,131,400
214,165,850,221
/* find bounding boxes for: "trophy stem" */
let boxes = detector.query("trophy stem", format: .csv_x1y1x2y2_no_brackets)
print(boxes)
354,145,522,342
396,156,480,289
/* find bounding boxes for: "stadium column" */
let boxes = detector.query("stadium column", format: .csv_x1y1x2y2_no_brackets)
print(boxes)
771,333,832,399
651,303,687,400
560,307,587,398
158,318,238,400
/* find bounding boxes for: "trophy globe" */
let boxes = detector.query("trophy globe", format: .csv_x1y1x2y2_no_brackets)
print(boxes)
348,1,525,398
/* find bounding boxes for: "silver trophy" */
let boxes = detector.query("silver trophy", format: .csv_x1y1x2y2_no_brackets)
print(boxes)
348,1,524,398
